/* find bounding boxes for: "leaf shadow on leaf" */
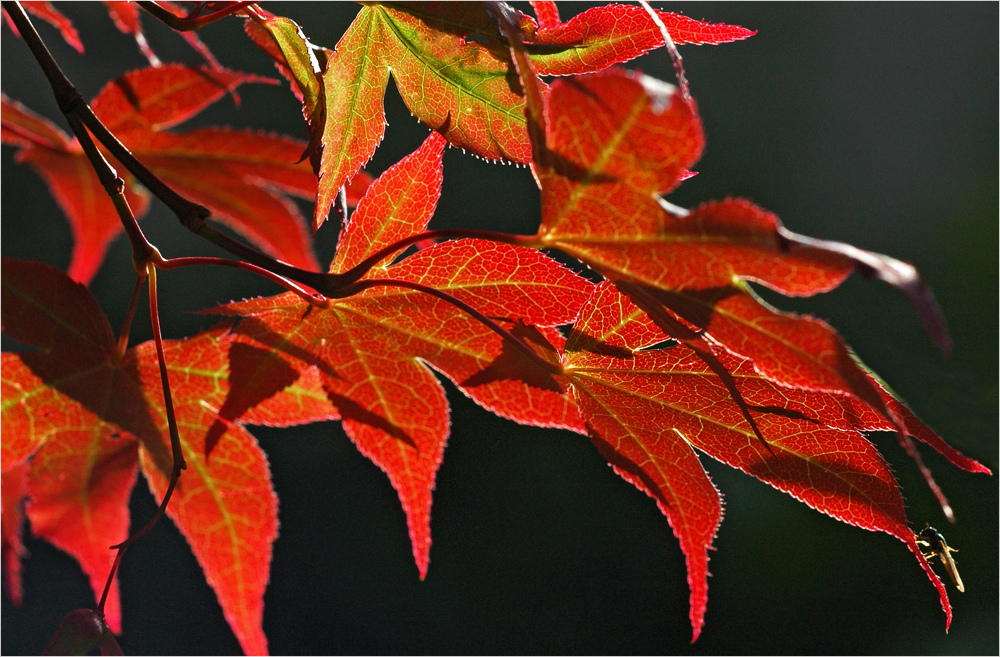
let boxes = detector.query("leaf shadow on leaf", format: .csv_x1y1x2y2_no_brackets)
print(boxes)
389,3,509,55
17,352,161,446
205,341,299,458
459,322,564,394
618,282,771,451
323,391,418,449
587,427,675,511
107,77,142,117
546,150,620,185
226,317,418,449
106,67,248,126
744,404,822,425
736,447,902,528
650,286,742,329
648,285,904,432
563,329,634,360
229,316,343,382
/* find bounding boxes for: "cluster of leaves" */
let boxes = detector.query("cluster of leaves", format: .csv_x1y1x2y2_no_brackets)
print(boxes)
0,2,990,654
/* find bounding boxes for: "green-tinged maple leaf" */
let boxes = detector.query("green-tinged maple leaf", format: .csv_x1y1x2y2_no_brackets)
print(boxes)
308,2,532,231
243,9,378,208
0,258,335,654
1,65,326,284
558,282,988,639
523,3,756,75
275,2,752,230
216,133,592,577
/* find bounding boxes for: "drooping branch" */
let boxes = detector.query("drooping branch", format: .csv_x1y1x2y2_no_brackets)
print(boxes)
3,1,572,301
2,2,330,286
64,113,157,264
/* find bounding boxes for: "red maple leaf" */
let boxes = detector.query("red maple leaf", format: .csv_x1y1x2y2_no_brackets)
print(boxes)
558,282,987,639
215,132,593,577
0,258,336,653
2,2,83,53
102,0,222,69
249,3,752,230
523,67,956,438
0,3,989,652
523,3,756,75
1,65,373,284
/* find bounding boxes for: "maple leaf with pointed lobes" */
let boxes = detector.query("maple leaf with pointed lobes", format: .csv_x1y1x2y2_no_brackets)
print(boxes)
286,2,752,230
1,95,151,285
103,0,223,69
523,3,756,75
216,132,592,577
558,282,988,640
0,259,337,655
521,67,956,443
1,64,376,284
2,2,83,52
242,8,379,207
2,1,222,67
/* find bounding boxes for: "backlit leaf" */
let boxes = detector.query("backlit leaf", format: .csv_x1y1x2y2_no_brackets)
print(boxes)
526,4,756,76
17,2,83,53
0,259,299,653
529,69,951,431
1,96,151,284
2,66,324,283
218,135,591,576
561,283,974,636
309,2,753,229
312,3,532,230
243,9,329,173
25,427,138,634
132,328,277,657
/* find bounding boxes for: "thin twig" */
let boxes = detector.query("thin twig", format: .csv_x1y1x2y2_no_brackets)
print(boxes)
3,2,328,284
6,2,557,300
100,264,186,611
115,272,149,360
137,1,256,31
157,256,330,307
109,264,187,552
65,114,157,263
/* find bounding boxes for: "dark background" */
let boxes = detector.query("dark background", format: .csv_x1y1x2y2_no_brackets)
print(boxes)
2,2,997,654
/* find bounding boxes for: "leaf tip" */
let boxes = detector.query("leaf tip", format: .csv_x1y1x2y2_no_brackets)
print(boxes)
909,533,953,630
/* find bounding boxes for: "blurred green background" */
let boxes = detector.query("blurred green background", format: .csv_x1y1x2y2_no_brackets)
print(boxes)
2,2,996,654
